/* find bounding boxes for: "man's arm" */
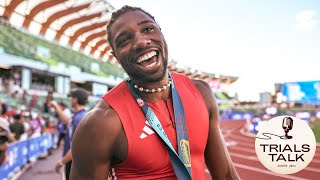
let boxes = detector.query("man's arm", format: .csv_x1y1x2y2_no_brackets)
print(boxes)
70,100,123,180
55,149,72,173
0,142,8,165
193,80,240,180
49,101,70,125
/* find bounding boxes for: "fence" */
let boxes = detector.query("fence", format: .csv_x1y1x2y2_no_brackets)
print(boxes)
0,133,55,180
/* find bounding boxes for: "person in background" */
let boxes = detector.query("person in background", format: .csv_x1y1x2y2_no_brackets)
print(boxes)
0,117,15,165
56,102,72,148
43,91,53,114
49,88,88,180
0,100,8,120
21,89,28,105
24,112,34,137
30,113,45,138
29,94,39,109
9,114,25,141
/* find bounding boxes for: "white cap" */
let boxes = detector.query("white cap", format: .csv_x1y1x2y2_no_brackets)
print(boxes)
0,117,10,132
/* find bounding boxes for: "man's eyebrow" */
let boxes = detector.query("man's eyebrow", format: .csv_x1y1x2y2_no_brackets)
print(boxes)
114,20,156,43
138,20,155,26
114,31,127,43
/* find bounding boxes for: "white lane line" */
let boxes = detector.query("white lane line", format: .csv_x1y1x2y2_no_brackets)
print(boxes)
222,129,234,133
310,153,320,158
226,137,320,161
226,133,320,159
229,152,320,173
225,137,255,148
310,159,320,163
228,145,320,165
233,163,309,180
227,134,255,143
229,146,256,154
229,152,259,161
225,141,238,147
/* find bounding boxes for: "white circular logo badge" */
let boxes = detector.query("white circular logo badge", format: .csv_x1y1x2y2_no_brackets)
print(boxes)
255,116,316,174
136,98,145,107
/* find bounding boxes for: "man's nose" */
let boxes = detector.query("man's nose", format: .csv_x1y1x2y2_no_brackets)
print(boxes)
132,34,151,52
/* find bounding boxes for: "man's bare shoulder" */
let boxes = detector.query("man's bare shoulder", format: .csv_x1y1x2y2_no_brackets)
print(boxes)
71,99,122,179
80,99,121,131
73,99,123,149
191,79,216,104
191,79,218,120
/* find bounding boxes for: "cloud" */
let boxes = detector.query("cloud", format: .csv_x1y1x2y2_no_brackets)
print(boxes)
296,10,317,30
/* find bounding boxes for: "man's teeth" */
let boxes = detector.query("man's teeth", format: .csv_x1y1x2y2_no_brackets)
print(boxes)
137,51,157,63
146,61,157,68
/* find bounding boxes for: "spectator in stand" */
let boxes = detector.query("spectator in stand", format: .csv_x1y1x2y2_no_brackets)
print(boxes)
17,111,34,140
10,114,25,141
11,82,20,99
0,133,8,165
43,91,53,113
0,100,8,120
30,113,45,138
56,102,72,148
21,89,28,105
3,79,9,93
2,105,15,122
49,88,88,180
0,117,11,165
29,94,39,108
0,118,15,142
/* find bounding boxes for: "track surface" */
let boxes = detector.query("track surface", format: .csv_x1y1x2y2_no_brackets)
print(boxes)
19,120,319,180
208,120,320,180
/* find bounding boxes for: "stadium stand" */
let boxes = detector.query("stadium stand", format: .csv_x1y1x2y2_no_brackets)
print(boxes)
0,24,124,79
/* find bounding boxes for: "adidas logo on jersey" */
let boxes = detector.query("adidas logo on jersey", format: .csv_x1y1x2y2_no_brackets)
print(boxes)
139,121,155,139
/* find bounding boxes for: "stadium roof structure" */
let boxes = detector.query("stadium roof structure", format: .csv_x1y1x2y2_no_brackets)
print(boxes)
167,60,238,84
0,0,238,84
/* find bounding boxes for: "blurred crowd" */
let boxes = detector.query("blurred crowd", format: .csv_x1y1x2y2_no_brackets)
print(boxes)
0,89,70,166
0,84,90,180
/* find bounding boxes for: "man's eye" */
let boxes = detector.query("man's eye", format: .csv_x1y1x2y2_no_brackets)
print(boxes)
118,37,129,46
144,26,154,32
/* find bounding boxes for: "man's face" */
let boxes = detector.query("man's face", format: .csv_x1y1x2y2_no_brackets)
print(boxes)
0,128,8,150
0,127,5,134
71,97,77,108
110,10,168,83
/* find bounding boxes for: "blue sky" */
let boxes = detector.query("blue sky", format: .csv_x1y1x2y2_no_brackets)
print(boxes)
108,0,320,101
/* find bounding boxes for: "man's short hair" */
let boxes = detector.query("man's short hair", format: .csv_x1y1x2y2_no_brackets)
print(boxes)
70,88,89,106
107,5,158,51
0,132,8,144
13,114,21,121
1,103,7,115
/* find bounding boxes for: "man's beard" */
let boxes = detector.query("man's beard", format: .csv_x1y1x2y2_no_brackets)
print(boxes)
128,58,168,83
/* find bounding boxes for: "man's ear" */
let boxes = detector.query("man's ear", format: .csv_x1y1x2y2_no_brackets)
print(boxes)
110,51,115,57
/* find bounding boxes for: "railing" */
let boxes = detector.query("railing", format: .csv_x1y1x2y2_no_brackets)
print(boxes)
0,133,56,180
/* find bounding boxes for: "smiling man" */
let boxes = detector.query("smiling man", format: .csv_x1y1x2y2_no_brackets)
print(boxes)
70,5,239,180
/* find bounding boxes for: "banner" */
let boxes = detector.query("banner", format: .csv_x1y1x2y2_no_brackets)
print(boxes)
282,81,320,104
0,133,54,180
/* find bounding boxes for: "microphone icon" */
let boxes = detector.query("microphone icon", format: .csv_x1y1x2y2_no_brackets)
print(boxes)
282,117,293,139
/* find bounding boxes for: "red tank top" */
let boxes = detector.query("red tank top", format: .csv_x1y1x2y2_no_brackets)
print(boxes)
103,72,209,180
